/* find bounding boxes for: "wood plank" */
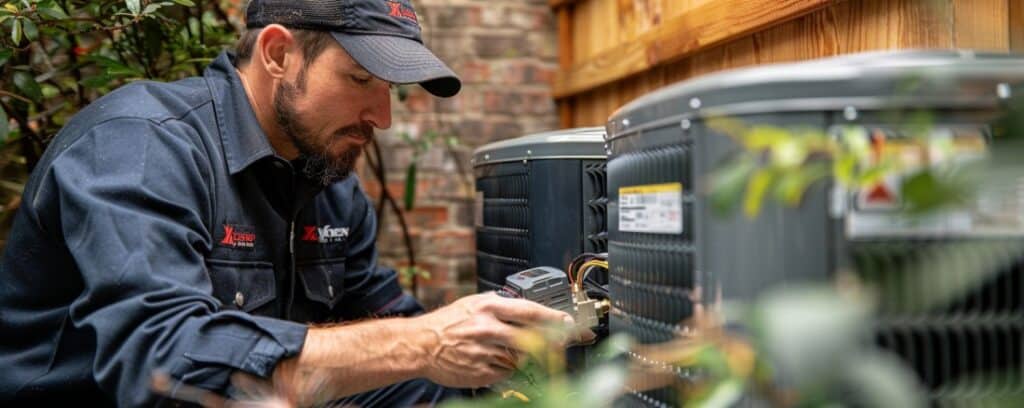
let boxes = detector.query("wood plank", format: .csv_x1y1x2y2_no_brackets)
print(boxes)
552,0,837,99
558,7,573,69
953,0,1009,51
577,0,963,122
558,99,574,128
1010,0,1024,52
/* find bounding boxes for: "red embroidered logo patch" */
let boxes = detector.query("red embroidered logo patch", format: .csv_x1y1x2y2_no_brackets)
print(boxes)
386,1,418,23
219,224,256,249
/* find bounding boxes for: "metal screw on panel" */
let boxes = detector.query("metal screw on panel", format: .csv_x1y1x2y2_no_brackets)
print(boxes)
843,106,858,121
689,98,702,109
526,150,532,156
234,292,245,308
680,119,691,130
484,154,490,161
622,118,630,127
997,83,1012,100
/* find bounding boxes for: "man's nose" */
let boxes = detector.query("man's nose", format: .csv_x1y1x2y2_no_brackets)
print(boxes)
361,86,392,130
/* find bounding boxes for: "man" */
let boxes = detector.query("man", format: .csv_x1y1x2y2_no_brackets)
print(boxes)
0,0,577,406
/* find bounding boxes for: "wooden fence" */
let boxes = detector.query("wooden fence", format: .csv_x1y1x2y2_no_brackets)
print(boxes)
551,0,1024,127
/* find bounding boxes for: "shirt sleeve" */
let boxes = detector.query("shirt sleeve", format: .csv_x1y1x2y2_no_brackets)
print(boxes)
38,118,307,406
333,184,425,320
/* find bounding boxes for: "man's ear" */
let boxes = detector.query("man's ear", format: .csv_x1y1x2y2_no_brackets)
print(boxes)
255,24,295,80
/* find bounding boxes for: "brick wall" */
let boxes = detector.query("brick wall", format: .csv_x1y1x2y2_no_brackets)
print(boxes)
358,0,560,309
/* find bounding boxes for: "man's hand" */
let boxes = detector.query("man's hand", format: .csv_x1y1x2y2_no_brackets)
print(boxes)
410,292,575,388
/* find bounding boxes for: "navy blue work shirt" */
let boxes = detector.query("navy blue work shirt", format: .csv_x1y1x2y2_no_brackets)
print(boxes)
0,52,422,406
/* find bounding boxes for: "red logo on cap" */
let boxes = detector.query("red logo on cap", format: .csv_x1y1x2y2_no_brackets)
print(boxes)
387,1,418,23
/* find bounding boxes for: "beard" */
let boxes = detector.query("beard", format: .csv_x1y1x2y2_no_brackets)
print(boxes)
273,78,372,186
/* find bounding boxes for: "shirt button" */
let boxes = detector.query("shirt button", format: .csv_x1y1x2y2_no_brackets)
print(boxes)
328,285,335,299
234,292,245,308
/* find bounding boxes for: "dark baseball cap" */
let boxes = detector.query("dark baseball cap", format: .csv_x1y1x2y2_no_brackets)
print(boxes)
245,0,461,97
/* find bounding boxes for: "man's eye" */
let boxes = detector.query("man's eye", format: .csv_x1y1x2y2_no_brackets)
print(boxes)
351,75,372,85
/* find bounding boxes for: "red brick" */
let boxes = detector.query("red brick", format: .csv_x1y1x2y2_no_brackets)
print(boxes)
424,5,482,28
406,205,449,229
474,33,530,59
361,179,406,201
420,227,475,257
454,60,491,83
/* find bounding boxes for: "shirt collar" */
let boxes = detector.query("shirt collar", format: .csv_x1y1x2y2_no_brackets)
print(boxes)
204,51,276,175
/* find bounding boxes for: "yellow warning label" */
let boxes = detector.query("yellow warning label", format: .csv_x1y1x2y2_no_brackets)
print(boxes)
619,182,683,195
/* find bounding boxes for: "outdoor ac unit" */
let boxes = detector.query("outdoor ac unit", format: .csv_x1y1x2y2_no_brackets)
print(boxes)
605,50,1024,406
473,127,608,293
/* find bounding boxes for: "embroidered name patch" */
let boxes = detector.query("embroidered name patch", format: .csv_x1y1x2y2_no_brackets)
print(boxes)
219,224,256,249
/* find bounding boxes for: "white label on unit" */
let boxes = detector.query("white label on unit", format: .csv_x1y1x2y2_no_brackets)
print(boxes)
619,182,683,234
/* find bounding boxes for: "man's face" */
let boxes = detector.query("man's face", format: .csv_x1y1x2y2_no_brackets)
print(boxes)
273,42,392,186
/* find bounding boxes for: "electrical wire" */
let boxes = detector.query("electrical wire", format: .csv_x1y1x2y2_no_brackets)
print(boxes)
576,259,609,292
566,252,599,284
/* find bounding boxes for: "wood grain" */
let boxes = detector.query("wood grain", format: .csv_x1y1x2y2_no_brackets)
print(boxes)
1011,0,1024,52
552,0,837,99
953,0,1009,51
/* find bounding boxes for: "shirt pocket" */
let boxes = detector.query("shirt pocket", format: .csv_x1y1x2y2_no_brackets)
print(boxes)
205,259,276,312
296,257,346,310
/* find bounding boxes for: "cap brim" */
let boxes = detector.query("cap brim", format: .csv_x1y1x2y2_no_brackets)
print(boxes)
332,33,461,98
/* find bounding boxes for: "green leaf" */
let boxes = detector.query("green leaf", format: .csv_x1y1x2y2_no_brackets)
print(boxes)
142,3,163,15
37,6,69,19
743,126,790,150
172,0,195,6
694,378,745,408
10,18,21,44
12,71,42,102
87,55,144,77
0,49,12,68
404,162,417,210
832,154,857,186
900,168,972,214
771,138,807,168
743,168,775,218
21,18,36,41
41,83,59,99
79,74,114,89
709,154,757,216
774,163,829,206
126,0,140,15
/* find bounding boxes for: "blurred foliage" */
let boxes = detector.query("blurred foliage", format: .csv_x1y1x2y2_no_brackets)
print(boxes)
444,283,927,408
0,0,244,249
706,114,980,219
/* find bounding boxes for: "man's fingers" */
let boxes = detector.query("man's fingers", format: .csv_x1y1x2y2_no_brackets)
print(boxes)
481,294,573,327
